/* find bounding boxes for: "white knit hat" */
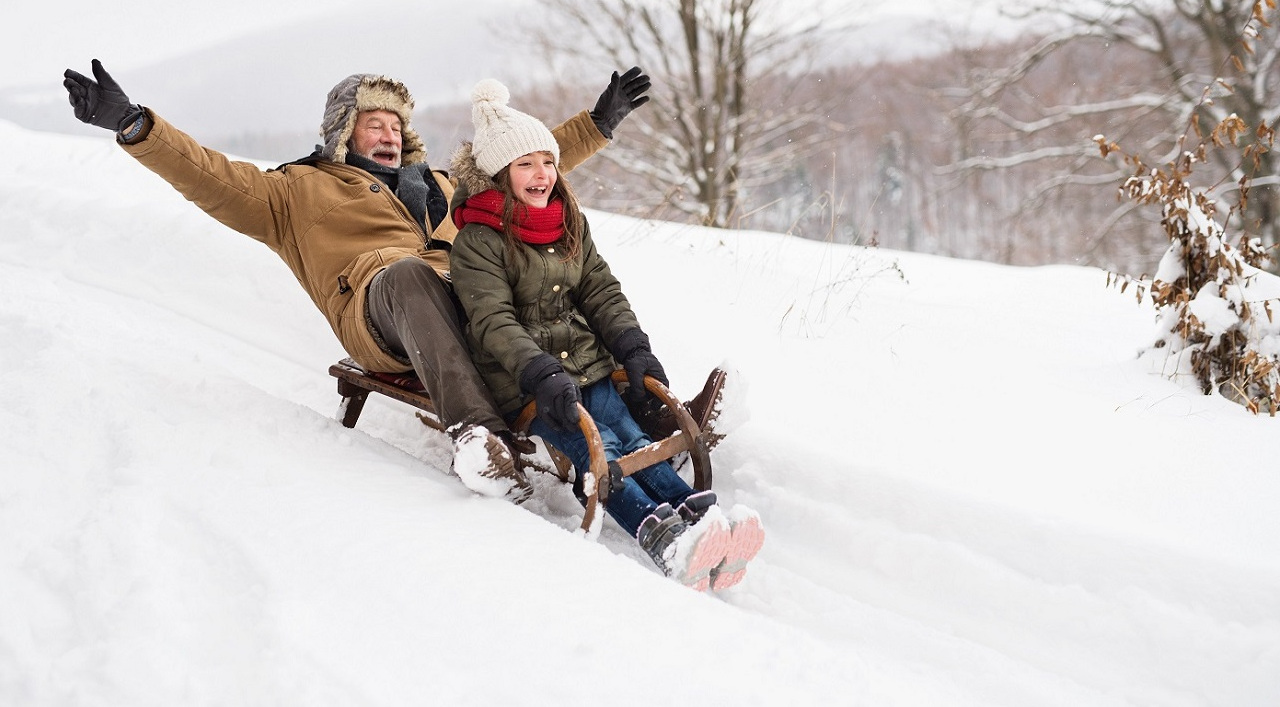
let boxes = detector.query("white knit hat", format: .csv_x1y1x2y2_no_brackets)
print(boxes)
469,79,560,178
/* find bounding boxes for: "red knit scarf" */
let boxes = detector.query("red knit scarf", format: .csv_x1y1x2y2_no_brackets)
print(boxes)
453,189,565,245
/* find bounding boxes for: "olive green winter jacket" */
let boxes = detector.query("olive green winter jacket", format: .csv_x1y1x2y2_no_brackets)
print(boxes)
449,214,641,415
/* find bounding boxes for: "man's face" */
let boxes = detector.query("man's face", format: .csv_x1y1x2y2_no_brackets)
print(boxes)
350,110,403,168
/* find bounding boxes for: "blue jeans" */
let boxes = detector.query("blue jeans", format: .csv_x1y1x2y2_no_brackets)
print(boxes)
529,379,694,537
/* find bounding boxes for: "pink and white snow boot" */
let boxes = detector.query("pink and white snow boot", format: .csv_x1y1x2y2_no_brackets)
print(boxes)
637,502,732,591
707,506,765,592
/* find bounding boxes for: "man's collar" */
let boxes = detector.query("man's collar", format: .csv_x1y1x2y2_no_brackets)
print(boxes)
345,152,397,176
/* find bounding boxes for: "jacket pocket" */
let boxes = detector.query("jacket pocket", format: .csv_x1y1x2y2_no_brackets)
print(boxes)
325,261,359,317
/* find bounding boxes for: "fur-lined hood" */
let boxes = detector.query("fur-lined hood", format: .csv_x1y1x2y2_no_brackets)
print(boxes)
319,74,428,166
449,141,499,201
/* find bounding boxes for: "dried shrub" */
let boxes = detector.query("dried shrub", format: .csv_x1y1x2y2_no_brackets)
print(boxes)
1098,0,1280,415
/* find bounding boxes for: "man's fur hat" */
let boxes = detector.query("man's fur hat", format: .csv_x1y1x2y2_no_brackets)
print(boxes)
319,73,427,165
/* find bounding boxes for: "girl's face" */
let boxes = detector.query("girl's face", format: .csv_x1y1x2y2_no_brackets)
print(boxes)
507,151,558,208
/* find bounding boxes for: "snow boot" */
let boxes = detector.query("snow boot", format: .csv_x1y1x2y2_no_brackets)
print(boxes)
448,423,533,503
637,503,685,572
630,367,730,452
674,491,762,591
676,490,718,524
638,503,732,591
684,367,731,452
708,505,765,592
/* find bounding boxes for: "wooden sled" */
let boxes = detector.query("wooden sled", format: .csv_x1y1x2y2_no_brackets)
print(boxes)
327,358,720,536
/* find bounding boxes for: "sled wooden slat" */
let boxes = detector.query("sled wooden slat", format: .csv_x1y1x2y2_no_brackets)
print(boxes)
613,434,691,477
328,358,445,431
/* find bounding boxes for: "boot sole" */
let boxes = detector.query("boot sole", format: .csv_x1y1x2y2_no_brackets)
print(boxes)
674,517,733,592
709,515,765,592
693,367,729,453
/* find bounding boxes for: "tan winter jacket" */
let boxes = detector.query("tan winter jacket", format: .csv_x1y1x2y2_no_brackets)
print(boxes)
120,109,607,373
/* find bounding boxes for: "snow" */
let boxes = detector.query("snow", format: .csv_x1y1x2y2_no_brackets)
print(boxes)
1,119,1278,706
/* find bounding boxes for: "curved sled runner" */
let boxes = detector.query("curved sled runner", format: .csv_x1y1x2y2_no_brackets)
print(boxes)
327,359,724,537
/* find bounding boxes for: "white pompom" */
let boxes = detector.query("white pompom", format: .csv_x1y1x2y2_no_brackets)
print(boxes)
472,79,509,106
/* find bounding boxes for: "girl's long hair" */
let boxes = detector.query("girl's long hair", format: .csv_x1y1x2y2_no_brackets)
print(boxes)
492,161,585,264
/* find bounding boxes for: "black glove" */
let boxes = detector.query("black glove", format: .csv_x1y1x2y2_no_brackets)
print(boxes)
520,353,582,434
63,59,143,132
611,328,668,403
589,66,651,139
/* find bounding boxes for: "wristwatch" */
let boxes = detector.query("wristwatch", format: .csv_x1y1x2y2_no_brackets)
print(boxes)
119,111,147,143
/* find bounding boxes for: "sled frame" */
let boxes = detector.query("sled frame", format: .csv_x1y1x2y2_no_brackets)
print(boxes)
327,359,713,535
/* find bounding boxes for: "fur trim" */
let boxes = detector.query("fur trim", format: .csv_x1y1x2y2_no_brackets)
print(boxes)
450,141,498,200
320,74,427,166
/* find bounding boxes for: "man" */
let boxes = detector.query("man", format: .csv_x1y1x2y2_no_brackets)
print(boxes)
63,59,650,503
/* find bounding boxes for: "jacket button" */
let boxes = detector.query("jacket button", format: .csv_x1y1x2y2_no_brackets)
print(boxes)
559,351,569,359
547,247,555,253
552,284,561,292
370,184,381,192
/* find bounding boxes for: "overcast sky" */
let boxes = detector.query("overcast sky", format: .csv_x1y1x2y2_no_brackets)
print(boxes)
2,0,361,91
2,0,1005,93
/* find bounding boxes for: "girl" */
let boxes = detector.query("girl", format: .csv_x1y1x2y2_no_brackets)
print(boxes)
448,80,763,591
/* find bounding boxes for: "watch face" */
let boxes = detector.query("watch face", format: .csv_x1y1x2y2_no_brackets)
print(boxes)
122,115,145,139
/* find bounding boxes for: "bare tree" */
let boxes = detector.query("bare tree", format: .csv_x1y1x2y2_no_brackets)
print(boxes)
528,0,853,230
948,0,1280,273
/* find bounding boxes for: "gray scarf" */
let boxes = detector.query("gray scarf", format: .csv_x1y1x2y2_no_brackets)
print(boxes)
345,154,447,236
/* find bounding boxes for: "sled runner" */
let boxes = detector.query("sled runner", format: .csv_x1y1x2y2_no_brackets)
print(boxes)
327,359,721,536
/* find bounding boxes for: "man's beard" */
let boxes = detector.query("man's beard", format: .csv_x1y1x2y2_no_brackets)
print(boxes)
354,143,402,169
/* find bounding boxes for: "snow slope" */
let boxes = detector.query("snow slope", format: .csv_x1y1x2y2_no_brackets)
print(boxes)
1,121,1277,706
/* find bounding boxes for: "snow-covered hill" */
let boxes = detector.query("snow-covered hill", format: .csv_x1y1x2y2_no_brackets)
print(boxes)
2,120,1277,706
